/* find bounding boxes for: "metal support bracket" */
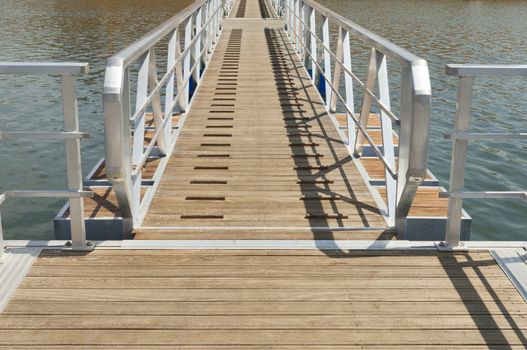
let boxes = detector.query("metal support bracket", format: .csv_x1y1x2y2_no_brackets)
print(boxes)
61,240,95,252
435,241,469,252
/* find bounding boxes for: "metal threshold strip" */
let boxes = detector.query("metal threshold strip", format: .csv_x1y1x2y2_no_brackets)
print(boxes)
3,239,526,250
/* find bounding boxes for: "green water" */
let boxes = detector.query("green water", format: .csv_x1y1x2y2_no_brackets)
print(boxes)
0,0,525,240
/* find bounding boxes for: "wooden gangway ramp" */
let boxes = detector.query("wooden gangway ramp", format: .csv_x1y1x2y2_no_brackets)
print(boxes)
136,1,388,240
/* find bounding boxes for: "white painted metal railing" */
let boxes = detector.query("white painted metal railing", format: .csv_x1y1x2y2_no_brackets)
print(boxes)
103,0,233,227
442,64,527,248
272,0,432,229
0,63,93,256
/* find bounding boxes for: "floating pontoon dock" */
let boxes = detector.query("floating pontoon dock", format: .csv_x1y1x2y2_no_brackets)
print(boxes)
1,0,526,347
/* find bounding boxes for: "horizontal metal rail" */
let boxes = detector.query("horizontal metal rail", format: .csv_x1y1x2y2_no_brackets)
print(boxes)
440,191,527,200
0,63,89,75
0,190,93,206
443,64,527,248
444,132,527,141
103,0,233,227
0,62,92,255
0,131,90,140
274,0,431,230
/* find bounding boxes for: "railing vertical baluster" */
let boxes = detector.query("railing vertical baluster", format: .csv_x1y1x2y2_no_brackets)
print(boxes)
321,15,331,108
396,65,413,207
211,0,216,40
132,52,150,221
206,1,212,56
165,30,177,143
330,26,343,113
288,0,293,39
202,3,210,63
308,6,316,83
194,7,203,84
300,0,308,59
215,0,221,35
354,47,377,154
147,49,167,156
445,77,473,247
376,51,396,226
294,0,299,52
183,17,193,106
341,28,354,148
174,31,187,113
120,67,133,221
296,0,300,50
61,74,90,250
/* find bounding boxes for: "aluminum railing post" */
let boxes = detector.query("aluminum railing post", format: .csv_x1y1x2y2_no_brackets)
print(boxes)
61,74,92,251
376,51,396,227
445,76,473,247
330,26,343,113
104,64,134,225
354,48,377,154
396,66,412,202
321,15,331,108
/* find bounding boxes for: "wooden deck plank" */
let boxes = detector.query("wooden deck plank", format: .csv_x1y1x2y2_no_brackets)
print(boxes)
1,248,526,347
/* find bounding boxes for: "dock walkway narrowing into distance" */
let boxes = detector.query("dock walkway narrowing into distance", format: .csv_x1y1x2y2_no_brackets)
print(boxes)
138,4,387,239
0,0,527,348
57,0,459,241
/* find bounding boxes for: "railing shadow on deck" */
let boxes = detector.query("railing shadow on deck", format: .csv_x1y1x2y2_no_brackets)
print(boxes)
439,252,527,347
265,27,394,245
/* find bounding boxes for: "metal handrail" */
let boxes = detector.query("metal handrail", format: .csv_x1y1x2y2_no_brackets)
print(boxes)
284,15,398,179
103,0,233,227
286,7,400,123
0,62,93,256
274,0,432,230
443,64,527,248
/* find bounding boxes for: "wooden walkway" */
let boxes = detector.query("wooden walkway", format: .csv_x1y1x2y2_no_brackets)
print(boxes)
1,1,526,348
1,248,527,348
137,1,388,240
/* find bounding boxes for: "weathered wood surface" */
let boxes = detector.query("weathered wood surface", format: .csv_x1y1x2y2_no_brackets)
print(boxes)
1,249,526,347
